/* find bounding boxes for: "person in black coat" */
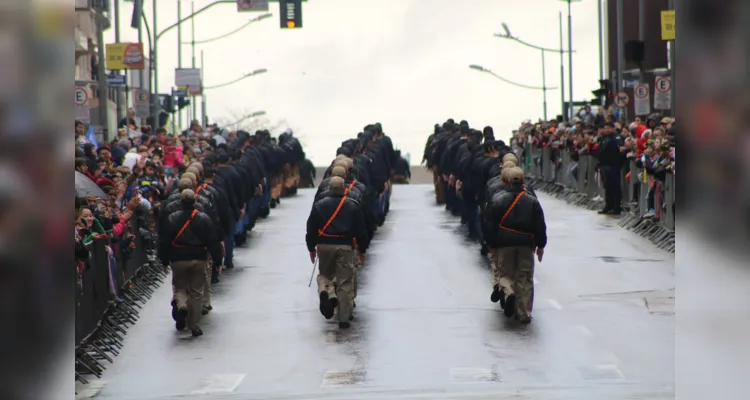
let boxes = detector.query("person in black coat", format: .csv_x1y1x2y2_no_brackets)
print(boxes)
483,167,547,324
160,189,222,337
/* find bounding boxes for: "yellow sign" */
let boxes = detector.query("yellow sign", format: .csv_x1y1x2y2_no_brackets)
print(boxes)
661,10,675,41
106,43,145,70
287,21,296,28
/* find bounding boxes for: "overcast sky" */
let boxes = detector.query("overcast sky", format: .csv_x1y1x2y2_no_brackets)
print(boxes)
107,0,603,165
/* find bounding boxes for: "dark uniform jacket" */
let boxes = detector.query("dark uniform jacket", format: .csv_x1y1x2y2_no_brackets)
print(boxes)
159,204,222,264
305,194,369,253
483,183,547,249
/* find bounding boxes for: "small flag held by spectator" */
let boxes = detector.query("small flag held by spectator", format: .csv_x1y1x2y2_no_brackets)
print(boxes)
85,125,98,149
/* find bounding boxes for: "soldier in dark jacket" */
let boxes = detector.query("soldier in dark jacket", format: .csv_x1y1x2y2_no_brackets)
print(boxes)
306,177,369,329
160,189,223,337
483,167,547,324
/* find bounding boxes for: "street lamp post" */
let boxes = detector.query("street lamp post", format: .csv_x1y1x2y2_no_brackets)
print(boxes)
494,22,574,121
561,0,583,121
150,0,237,126
468,64,558,120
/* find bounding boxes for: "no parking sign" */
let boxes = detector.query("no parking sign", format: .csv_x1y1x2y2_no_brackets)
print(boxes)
133,89,150,118
654,76,671,110
75,86,90,123
634,83,651,116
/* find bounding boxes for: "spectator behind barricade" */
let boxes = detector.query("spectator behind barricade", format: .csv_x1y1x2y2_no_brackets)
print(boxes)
75,120,87,147
75,157,95,181
162,137,184,173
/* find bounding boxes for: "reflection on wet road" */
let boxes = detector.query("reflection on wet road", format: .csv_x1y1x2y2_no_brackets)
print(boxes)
79,184,674,400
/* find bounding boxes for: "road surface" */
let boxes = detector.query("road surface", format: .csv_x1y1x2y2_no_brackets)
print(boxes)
77,183,674,400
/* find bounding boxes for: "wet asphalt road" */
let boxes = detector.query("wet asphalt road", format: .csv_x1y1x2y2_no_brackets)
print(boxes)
79,183,674,400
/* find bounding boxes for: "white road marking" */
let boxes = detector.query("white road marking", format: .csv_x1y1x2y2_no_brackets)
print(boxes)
190,374,246,395
547,299,563,310
449,367,498,383
577,325,593,337
596,364,626,380
75,380,107,399
320,370,364,388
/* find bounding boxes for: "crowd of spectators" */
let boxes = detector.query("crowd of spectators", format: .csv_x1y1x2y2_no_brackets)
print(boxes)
74,118,309,305
511,107,675,219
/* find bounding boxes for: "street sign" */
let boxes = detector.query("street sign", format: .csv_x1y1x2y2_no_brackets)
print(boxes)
107,73,127,87
75,86,90,123
279,0,302,29
634,83,651,115
654,76,671,110
133,89,150,118
661,10,675,41
613,91,629,109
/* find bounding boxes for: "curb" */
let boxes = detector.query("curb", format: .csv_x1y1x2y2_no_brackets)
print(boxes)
527,178,675,254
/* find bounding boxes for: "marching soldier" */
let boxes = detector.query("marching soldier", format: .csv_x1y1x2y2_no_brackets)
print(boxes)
306,177,369,329
483,167,547,324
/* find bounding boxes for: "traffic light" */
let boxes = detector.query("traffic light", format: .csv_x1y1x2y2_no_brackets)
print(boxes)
158,94,174,113
176,95,190,111
591,79,613,108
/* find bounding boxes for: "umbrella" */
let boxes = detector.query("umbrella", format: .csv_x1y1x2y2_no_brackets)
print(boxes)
75,171,107,198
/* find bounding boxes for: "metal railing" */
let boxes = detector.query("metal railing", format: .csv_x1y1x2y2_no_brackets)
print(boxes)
520,143,675,252
75,212,167,384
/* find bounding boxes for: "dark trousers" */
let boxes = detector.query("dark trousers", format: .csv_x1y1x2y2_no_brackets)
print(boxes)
602,165,622,212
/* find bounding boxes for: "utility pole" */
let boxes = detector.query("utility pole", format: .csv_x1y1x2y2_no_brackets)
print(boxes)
559,12,566,121
114,0,123,127
178,0,183,130
566,0,574,121
668,0,676,115
597,0,604,80
541,50,547,120
136,0,145,125
191,0,198,123
95,2,110,141
201,50,207,126
151,0,159,128
615,0,625,120
638,0,646,84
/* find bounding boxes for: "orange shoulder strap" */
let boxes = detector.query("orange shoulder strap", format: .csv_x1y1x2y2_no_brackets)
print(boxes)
499,190,526,226
317,196,348,236
172,209,198,245
344,179,357,194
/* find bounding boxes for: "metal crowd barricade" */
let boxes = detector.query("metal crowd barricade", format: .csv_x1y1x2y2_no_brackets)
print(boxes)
523,144,674,252
75,212,167,384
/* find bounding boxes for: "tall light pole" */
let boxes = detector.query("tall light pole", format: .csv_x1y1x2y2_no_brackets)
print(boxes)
561,0,582,121
494,22,574,121
469,64,558,120
151,0,237,128
177,0,184,129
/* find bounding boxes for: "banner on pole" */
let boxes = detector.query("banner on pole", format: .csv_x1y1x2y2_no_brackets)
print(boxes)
105,43,145,70
175,68,203,96
660,10,675,41
653,76,672,110
237,0,269,11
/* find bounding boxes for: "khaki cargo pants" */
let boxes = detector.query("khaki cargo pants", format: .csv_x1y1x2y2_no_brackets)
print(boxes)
433,169,445,204
316,244,355,323
491,247,535,319
172,260,207,330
